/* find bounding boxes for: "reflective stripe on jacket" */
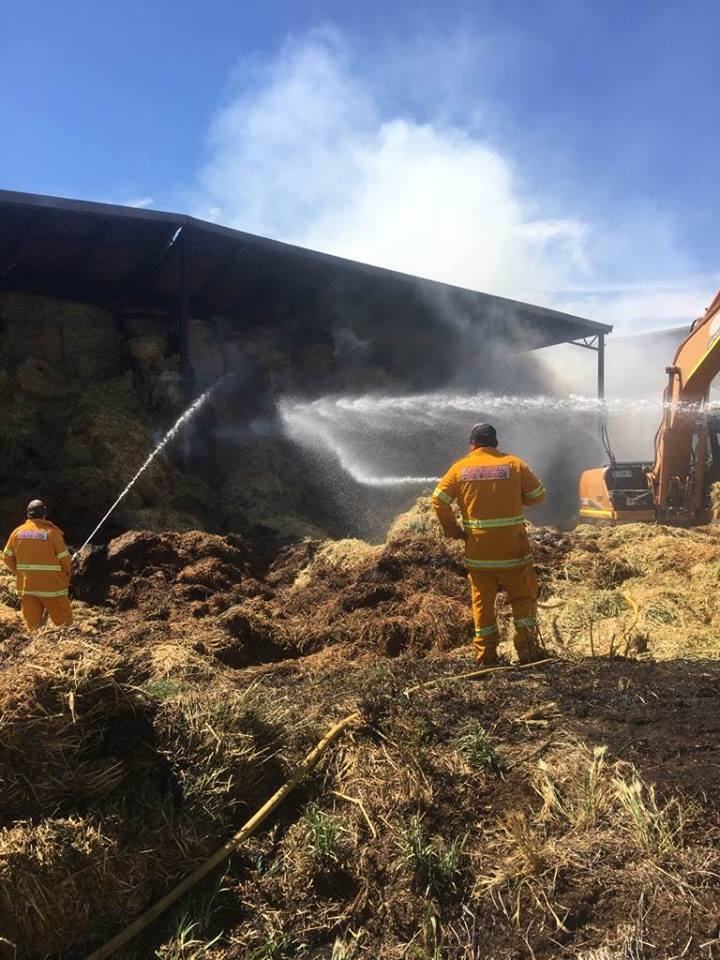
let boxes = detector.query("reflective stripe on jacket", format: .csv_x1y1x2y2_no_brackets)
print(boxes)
3,520,71,597
431,447,546,568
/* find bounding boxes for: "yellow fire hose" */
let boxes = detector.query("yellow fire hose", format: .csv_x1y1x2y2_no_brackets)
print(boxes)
85,711,362,960
84,659,557,959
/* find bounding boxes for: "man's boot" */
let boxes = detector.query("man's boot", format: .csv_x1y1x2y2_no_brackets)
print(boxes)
514,625,545,665
477,648,499,666
473,627,500,665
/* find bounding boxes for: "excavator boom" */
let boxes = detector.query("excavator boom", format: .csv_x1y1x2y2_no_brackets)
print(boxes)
579,289,720,526
647,290,720,518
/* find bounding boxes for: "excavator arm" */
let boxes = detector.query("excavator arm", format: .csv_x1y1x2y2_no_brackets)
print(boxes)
579,289,720,526
647,290,720,519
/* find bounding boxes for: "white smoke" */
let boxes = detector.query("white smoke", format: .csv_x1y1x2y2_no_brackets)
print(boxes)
194,28,713,333
196,31,588,305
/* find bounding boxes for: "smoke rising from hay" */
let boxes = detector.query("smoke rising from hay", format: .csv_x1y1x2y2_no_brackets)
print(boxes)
195,28,712,330
191,29,718,532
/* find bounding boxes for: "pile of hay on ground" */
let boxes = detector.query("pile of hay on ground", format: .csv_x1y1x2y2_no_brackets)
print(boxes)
67,498,574,668
215,499,474,663
547,522,720,660
73,529,264,613
4,501,720,957
0,634,308,958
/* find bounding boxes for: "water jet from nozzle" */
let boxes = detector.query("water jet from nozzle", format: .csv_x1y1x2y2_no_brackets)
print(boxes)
74,383,220,557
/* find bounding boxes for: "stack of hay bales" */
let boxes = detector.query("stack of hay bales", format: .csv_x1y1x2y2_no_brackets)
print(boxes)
0,293,177,535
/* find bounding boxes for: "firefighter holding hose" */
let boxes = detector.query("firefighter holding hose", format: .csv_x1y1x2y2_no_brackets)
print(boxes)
3,499,73,631
432,423,546,665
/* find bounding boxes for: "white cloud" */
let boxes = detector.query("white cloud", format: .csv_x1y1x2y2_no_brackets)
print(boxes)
194,30,713,334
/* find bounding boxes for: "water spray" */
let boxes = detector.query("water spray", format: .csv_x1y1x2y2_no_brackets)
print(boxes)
279,390,720,492
74,383,220,557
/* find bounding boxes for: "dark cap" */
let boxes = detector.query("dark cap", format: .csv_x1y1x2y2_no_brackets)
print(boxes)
469,423,498,447
27,499,48,519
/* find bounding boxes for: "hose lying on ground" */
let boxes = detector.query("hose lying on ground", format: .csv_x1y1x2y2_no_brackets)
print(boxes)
84,659,556,960
85,712,361,960
402,658,557,696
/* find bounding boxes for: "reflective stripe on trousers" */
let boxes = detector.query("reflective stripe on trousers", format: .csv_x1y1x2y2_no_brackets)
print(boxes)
20,589,69,598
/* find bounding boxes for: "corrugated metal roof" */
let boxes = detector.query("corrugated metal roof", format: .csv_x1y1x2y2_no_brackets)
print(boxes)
0,188,611,349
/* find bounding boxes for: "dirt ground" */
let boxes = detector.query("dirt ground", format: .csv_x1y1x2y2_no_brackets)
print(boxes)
1,501,719,960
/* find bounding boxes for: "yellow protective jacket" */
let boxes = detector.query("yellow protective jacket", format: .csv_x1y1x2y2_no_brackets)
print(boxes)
3,519,72,598
432,446,546,569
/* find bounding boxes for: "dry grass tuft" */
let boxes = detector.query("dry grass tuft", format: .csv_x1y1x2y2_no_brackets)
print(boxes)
476,739,703,933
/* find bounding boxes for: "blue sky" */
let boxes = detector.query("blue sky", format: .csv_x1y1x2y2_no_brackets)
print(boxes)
2,0,720,329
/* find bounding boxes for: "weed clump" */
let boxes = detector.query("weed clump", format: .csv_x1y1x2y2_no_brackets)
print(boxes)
400,814,467,897
456,722,504,776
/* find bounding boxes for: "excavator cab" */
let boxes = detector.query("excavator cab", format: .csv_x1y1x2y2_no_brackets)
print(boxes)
579,414,720,525
579,462,655,524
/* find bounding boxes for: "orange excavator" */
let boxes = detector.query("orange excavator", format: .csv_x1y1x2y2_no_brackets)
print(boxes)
579,289,720,525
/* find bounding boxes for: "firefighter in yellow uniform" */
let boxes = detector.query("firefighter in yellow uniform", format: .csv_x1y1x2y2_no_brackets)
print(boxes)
432,423,546,664
3,500,73,631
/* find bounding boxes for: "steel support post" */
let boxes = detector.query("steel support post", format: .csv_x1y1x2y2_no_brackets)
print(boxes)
597,333,605,401
179,225,191,400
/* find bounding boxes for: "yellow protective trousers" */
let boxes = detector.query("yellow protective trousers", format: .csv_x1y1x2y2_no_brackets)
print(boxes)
468,563,539,662
21,594,74,631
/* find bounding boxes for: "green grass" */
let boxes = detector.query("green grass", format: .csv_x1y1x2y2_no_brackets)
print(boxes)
155,916,222,959
240,934,296,959
303,803,343,862
456,722,504,775
142,677,182,701
400,814,466,895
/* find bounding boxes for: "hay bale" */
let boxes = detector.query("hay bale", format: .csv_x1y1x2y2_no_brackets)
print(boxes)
0,292,121,381
60,374,172,515
15,356,78,400
126,332,169,368
188,317,225,384
221,459,329,541
120,311,174,338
